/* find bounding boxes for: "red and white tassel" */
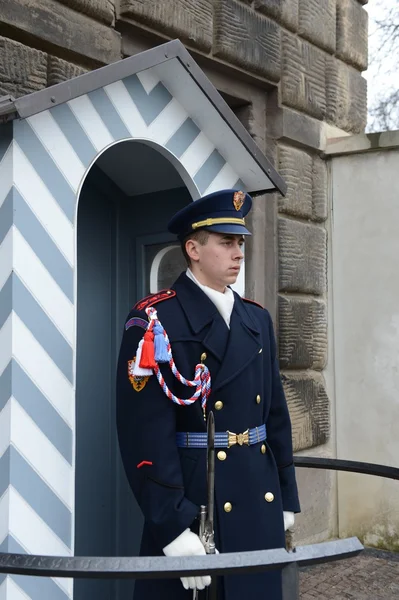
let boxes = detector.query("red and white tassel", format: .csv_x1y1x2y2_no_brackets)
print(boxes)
133,339,153,376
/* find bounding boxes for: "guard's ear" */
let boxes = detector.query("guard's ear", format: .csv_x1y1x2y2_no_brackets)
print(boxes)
185,238,201,263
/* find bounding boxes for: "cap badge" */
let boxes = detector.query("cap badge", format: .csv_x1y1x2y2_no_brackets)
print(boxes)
233,191,245,211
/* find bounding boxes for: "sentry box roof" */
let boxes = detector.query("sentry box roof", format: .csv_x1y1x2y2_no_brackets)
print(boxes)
0,39,286,198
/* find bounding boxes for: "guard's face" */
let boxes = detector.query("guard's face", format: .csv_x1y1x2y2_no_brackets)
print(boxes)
187,232,245,291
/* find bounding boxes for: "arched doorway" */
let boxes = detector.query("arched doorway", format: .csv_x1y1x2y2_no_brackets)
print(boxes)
74,140,191,600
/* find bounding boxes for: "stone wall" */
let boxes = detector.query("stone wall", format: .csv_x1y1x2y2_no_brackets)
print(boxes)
0,0,369,543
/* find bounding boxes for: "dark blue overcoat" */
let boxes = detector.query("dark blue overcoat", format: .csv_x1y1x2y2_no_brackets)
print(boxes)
116,273,300,600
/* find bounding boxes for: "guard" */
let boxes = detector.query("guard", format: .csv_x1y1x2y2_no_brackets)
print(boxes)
116,189,300,600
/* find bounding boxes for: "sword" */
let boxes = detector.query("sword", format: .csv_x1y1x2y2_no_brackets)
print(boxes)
194,411,216,599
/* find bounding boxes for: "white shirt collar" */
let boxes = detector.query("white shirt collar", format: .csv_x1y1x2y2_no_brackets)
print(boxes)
186,268,235,328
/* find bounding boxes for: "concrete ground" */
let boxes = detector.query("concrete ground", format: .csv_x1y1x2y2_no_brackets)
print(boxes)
299,548,399,599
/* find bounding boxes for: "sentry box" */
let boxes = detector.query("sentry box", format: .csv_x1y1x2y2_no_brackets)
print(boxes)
0,40,285,600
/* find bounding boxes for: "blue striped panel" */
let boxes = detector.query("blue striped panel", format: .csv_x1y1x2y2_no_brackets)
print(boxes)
89,88,130,140
123,74,172,125
166,117,200,158
0,274,12,331
0,446,10,498
11,274,73,382
0,362,12,412
233,178,246,191
0,359,72,464
5,535,25,554
13,188,73,301
0,122,12,163
13,119,75,223
1,536,69,600
0,537,8,552
194,149,226,194
12,360,72,464
51,103,97,167
0,188,12,246
0,446,72,547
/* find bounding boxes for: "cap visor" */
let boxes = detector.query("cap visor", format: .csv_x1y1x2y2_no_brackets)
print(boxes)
202,224,252,236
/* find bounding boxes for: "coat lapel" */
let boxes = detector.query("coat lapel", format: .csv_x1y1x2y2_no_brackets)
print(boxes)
213,294,262,393
172,273,229,362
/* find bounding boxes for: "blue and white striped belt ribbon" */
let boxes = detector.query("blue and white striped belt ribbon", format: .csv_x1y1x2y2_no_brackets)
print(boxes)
176,424,266,448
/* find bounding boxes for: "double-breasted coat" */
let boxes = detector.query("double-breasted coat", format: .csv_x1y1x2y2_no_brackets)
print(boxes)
116,272,300,600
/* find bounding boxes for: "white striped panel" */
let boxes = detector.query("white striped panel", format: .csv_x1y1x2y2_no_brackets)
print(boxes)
4,577,31,600
10,398,73,510
13,227,73,346
0,316,12,378
27,111,85,193
8,486,71,557
0,488,10,547
68,95,114,152
0,400,11,459
203,163,240,195
137,69,160,93
0,228,12,293
13,143,74,266
147,98,188,146
0,144,12,209
104,81,148,138
12,315,73,428
179,132,215,178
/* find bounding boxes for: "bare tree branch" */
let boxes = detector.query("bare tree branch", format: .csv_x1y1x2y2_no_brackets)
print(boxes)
367,1,399,131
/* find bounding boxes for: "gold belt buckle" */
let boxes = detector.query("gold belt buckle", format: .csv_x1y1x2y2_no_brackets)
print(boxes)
227,429,249,448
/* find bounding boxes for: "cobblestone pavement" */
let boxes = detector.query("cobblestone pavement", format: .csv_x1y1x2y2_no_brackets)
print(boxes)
299,549,399,599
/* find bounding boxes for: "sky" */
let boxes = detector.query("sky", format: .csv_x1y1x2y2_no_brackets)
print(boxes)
364,1,399,130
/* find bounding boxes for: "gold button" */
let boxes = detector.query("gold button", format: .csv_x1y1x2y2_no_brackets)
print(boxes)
224,502,232,513
265,492,274,503
256,395,261,404
217,451,227,461
261,444,266,454
215,401,223,410
201,353,207,362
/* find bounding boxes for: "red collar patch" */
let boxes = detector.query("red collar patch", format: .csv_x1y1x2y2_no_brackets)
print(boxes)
134,289,176,312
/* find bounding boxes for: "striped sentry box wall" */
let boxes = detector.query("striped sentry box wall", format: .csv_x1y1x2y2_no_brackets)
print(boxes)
0,65,249,600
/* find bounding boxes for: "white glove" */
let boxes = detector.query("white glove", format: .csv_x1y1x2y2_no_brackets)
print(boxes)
283,511,295,531
163,528,211,591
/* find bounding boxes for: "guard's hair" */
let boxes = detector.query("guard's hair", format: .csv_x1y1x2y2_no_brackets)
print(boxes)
181,230,210,266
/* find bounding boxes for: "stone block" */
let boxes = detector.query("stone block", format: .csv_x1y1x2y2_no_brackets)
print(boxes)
312,156,328,221
298,0,336,53
0,37,47,99
254,0,299,31
214,0,281,82
48,57,88,87
119,0,213,51
57,0,114,25
282,32,326,120
0,0,121,65
278,295,327,370
267,101,324,151
278,144,313,219
326,58,367,133
336,0,368,71
282,371,330,451
278,218,327,295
